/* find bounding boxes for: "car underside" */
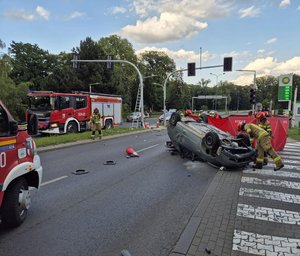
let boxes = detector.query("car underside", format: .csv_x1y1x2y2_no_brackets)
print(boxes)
166,112,256,169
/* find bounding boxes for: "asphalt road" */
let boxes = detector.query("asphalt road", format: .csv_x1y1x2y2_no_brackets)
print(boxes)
0,129,218,256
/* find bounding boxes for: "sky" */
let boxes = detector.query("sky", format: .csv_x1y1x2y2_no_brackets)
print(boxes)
1,0,300,86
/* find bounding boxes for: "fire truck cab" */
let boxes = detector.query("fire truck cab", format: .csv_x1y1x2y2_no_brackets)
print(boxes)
0,100,42,227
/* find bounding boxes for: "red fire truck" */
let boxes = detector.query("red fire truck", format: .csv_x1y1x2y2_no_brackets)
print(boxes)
27,91,122,134
0,100,42,227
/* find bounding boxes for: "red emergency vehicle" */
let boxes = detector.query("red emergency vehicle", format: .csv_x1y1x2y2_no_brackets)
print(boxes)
27,91,122,134
0,100,42,227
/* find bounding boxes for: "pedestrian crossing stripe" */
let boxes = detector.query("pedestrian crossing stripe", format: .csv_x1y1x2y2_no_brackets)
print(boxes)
243,169,300,179
232,230,300,255
239,187,300,204
241,176,300,190
236,203,300,225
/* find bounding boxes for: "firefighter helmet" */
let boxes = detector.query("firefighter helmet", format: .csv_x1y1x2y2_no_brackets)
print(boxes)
93,108,99,113
185,109,192,116
256,112,265,120
237,121,246,131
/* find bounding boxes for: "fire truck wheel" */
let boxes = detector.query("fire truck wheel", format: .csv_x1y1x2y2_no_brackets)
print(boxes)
105,120,112,129
1,177,29,228
67,121,78,133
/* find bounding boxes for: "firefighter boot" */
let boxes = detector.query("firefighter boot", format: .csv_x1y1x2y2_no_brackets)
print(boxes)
91,135,95,140
274,164,284,171
273,156,284,171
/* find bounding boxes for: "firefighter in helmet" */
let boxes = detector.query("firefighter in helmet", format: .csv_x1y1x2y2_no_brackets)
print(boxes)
256,112,272,165
90,108,102,139
237,122,284,171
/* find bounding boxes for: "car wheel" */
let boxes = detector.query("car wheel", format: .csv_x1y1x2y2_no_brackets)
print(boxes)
1,178,30,227
236,133,251,146
204,132,220,151
169,112,181,127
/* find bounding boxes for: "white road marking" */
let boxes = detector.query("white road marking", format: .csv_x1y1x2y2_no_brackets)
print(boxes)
232,230,300,255
241,176,300,190
41,176,68,186
136,144,159,153
237,203,300,225
243,169,300,179
239,187,300,204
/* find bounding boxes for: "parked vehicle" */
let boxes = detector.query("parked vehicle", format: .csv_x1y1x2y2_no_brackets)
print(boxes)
126,112,142,122
0,100,42,227
159,109,177,123
166,112,255,169
27,91,122,134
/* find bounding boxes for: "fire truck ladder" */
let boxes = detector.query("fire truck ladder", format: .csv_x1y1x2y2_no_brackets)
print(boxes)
132,85,142,128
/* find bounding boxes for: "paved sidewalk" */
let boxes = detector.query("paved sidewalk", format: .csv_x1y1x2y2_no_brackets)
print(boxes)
169,139,300,256
170,170,242,256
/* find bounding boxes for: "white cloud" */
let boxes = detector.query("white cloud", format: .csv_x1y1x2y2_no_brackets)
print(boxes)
122,0,232,43
66,11,85,20
111,6,127,14
4,10,34,20
257,49,265,54
36,6,50,20
279,0,291,8
234,56,300,85
239,6,261,18
4,6,50,21
265,37,277,44
122,12,208,43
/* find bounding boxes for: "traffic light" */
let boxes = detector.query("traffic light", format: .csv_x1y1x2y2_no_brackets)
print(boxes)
223,57,232,72
250,88,256,104
187,62,196,76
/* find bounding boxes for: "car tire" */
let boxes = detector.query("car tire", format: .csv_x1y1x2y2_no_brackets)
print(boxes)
236,133,251,147
105,119,113,129
169,112,181,127
204,132,220,151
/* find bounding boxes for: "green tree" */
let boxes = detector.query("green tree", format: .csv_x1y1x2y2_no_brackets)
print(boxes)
98,35,138,109
138,50,176,111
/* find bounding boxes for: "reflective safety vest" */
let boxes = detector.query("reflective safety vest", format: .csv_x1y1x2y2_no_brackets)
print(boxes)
258,120,272,136
245,123,268,141
90,113,101,124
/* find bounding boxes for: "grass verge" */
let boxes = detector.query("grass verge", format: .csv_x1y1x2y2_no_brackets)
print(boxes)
288,127,300,141
33,127,144,148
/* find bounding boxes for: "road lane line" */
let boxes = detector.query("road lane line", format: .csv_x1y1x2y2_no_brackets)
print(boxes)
237,203,300,225
41,176,68,186
232,230,300,255
241,176,300,190
136,144,160,153
239,188,300,204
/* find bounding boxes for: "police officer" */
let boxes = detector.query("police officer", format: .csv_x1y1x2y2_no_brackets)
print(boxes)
90,108,102,139
237,122,284,171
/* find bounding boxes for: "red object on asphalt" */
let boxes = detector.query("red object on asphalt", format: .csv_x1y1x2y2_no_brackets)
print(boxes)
126,147,140,157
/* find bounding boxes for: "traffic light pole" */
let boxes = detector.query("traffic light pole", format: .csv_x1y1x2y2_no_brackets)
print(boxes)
162,63,229,126
71,58,145,128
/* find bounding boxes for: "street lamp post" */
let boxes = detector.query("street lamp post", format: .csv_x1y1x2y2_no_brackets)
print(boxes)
210,72,225,86
89,82,101,93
